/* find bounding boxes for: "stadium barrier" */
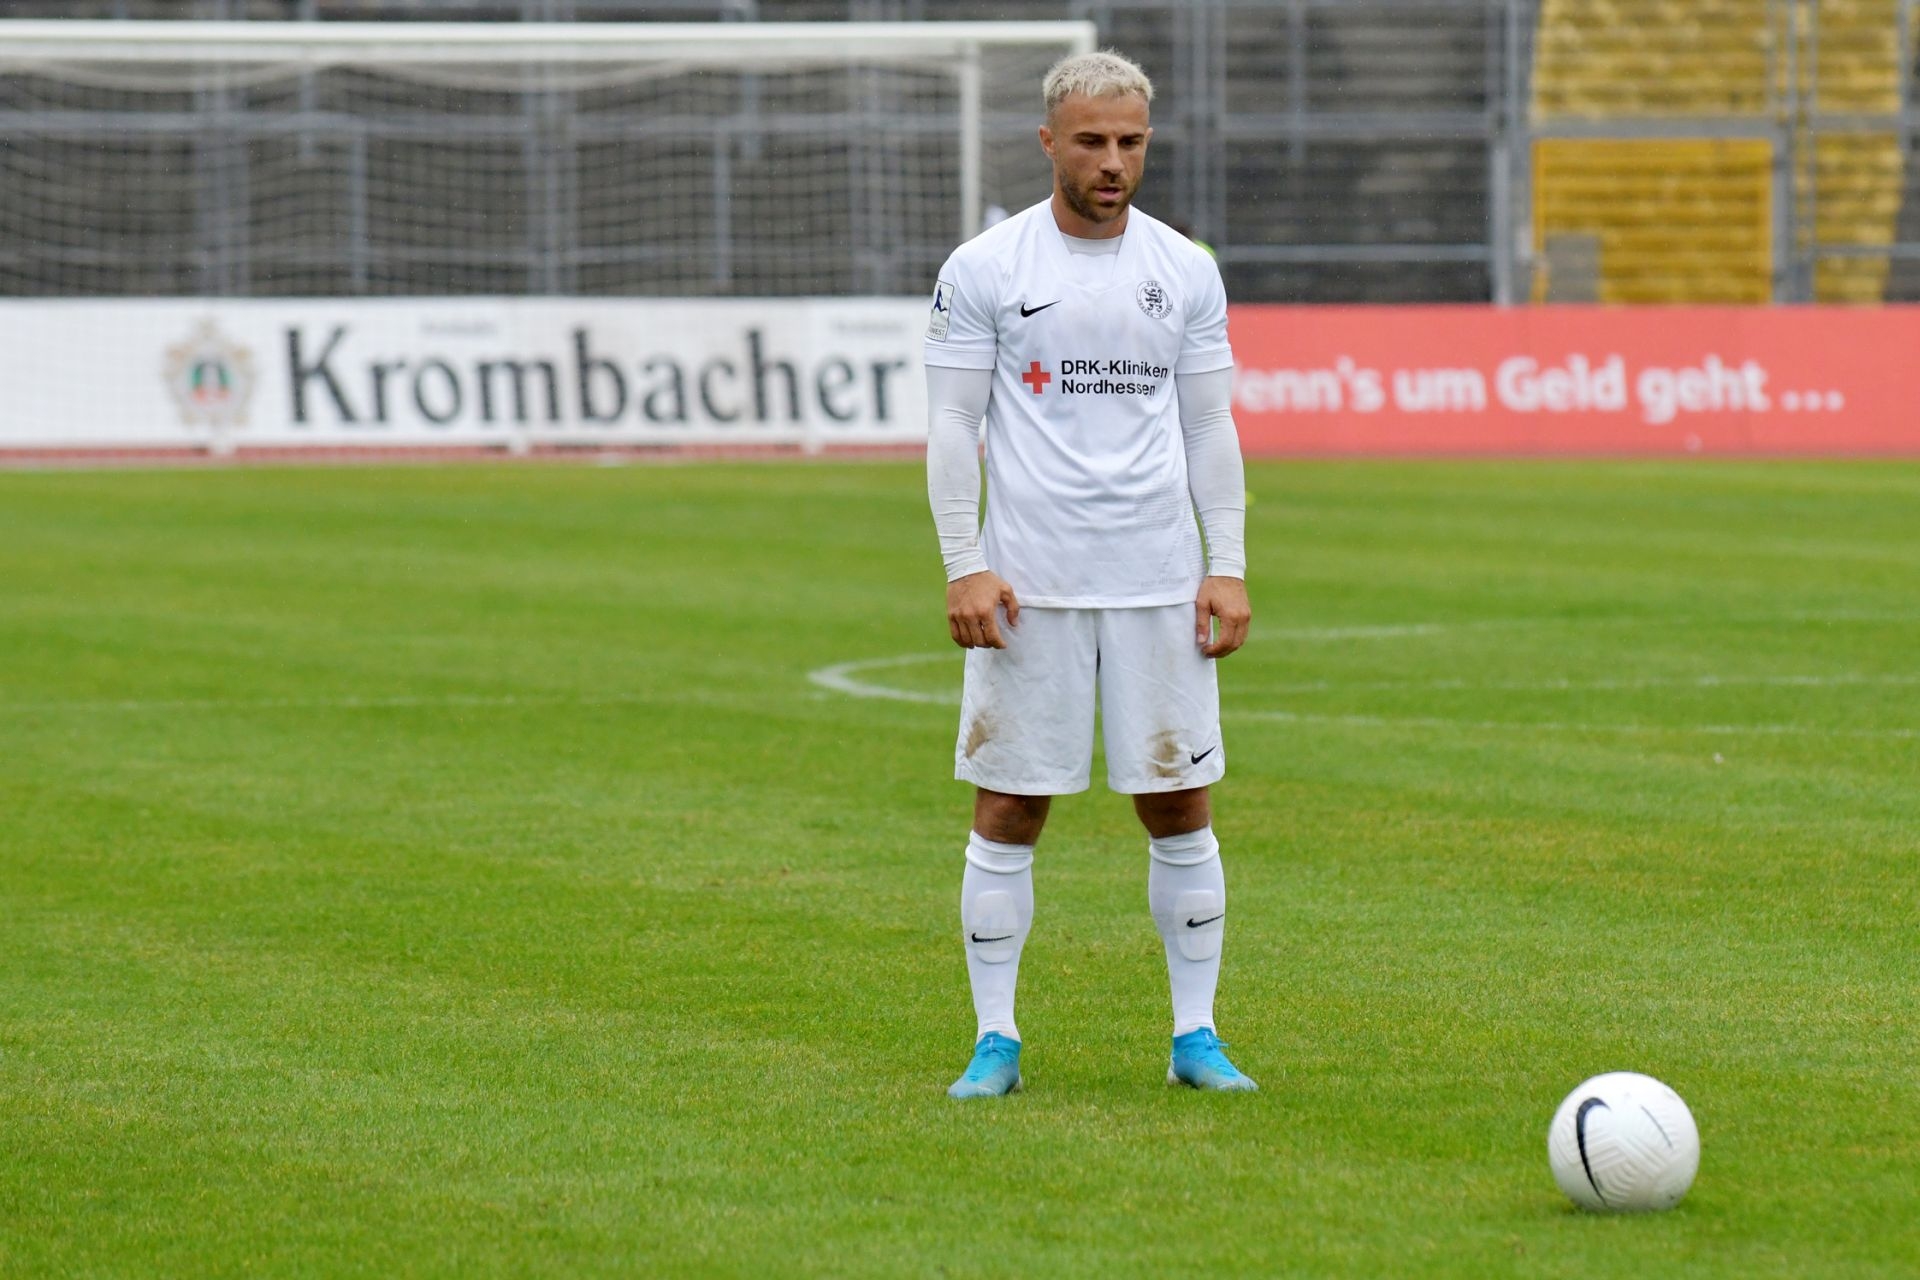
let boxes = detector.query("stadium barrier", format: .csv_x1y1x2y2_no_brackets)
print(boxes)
0,299,929,454
1228,307,1920,455
3,302,1918,457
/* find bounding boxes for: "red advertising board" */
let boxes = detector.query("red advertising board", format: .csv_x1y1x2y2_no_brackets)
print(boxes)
1226,306,1920,455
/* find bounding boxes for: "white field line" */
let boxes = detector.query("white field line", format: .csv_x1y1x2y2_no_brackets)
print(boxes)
1242,673,1920,695
1260,611,1920,641
0,691,653,715
1265,622,1461,639
8,666,1910,716
5,632,1917,742
1232,708,1920,741
803,652,1920,741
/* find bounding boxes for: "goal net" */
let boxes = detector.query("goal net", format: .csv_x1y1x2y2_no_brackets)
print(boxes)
0,20,1094,300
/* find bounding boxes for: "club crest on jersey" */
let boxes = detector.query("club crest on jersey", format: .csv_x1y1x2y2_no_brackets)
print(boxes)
1135,279,1173,319
927,278,956,340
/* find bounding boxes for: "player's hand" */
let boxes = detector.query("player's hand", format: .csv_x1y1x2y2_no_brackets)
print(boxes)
1195,575,1250,659
947,571,1020,649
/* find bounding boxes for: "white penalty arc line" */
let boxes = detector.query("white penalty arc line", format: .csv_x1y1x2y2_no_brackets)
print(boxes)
804,653,1920,741
807,653,959,705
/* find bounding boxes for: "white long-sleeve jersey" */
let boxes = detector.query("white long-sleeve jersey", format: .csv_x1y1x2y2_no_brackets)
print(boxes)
924,200,1245,605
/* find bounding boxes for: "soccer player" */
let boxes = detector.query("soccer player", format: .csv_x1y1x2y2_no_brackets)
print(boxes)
924,49,1254,1097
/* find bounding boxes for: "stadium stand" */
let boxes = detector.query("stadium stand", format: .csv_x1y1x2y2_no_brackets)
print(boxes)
1,0,1915,303
1802,0,1906,302
1215,2,1497,303
1532,0,1773,117
0,0,1506,303
1532,0,1915,303
1887,48,1920,302
1532,138,1773,303
1531,0,1775,302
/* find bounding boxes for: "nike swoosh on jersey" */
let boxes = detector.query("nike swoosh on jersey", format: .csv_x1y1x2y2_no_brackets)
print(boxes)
1018,300,1060,317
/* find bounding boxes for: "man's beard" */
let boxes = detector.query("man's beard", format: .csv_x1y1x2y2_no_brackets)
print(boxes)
1059,170,1131,224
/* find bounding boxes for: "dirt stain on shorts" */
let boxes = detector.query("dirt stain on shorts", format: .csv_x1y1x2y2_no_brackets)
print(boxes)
1148,728,1184,779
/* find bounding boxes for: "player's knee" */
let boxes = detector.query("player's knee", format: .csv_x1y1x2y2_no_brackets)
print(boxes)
1134,787,1211,838
973,790,1049,844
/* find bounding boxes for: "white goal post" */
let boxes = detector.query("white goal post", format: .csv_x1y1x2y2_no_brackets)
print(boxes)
0,19,1095,453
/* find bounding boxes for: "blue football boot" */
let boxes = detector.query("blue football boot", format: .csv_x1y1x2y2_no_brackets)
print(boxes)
1168,1027,1258,1092
947,1032,1023,1098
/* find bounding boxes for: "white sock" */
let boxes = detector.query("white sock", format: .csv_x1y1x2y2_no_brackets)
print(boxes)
961,831,1035,1043
1148,826,1226,1037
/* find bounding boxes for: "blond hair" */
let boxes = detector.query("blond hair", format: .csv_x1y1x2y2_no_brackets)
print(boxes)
1042,50,1153,119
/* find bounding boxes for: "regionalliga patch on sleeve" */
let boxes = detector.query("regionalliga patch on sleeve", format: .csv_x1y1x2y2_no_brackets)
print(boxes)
927,277,956,340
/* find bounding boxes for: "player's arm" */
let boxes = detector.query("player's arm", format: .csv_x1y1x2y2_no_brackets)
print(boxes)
1178,366,1250,659
927,364,1019,649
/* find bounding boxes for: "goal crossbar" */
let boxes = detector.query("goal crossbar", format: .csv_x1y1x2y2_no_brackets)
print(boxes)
0,20,1099,67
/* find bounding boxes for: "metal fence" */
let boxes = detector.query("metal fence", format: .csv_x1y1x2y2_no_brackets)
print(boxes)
1,0,1918,302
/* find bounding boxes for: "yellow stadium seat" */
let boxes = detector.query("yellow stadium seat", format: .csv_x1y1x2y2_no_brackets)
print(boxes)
1533,0,1913,301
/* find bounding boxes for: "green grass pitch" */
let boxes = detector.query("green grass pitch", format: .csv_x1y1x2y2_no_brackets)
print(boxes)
2,459,1915,1277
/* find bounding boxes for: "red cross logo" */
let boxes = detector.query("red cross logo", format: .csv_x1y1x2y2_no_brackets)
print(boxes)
1021,361,1051,395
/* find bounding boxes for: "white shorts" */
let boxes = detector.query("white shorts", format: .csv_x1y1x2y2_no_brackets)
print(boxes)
954,603,1225,796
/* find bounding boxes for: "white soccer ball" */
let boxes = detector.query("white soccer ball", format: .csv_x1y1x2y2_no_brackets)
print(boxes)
1547,1072,1699,1212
